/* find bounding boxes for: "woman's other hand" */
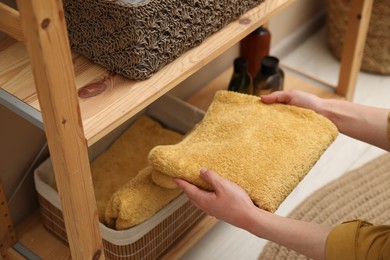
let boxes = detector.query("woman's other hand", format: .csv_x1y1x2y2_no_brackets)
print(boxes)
260,89,325,115
174,168,258,230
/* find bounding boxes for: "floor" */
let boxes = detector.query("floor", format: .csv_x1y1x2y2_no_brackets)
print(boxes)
181,27,390,260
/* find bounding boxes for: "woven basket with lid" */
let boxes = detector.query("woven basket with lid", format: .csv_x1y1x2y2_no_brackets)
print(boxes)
63,0,264,80
327,0,390,75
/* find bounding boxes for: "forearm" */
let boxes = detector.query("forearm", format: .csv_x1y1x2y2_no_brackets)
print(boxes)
244,208,332,260
318,99,390,151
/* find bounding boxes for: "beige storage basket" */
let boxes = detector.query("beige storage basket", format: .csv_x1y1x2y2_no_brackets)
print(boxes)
34,95,206,260
327,0,390,75
64,0,265,80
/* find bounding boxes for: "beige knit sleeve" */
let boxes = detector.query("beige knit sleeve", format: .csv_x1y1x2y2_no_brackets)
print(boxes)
325,220,390,259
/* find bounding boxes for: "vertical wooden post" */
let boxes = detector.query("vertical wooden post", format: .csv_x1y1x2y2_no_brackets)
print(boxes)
16,0,104,259
0,3,25,42
0,180,17,259
336,0,374,100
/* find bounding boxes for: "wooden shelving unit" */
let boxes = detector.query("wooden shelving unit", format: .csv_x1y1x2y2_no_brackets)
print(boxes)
0,0,296,146
0,0,373,259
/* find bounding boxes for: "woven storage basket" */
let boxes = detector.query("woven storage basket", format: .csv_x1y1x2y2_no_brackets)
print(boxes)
34,94,206,259
38,195,203,259
327,0,390,75
63,0,264,80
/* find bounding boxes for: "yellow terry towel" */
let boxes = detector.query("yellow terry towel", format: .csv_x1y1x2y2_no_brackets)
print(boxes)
91,115,183,223
105,166,182,230
149,90,338,212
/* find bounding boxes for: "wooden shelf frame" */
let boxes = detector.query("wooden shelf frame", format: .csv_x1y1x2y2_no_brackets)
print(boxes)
0,0,372,259
0,0,294,146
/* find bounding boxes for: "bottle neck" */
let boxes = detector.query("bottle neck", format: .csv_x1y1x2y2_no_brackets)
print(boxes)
233,57,249,74
251,26,270,36
261,56,279,75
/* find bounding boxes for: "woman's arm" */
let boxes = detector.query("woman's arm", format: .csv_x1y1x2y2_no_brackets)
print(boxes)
261,90,390,151
175,168,332,260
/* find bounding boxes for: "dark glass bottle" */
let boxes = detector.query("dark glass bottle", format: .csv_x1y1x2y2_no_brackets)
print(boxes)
253,56,284,96
228,57,253,95
240,26,271,78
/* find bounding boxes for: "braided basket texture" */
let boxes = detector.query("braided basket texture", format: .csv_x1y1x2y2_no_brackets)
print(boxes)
63,0,264,80
327,0,390,75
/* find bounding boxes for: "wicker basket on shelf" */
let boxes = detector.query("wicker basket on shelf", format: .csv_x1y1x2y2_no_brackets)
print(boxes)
326,0,390,75
63,0,264,80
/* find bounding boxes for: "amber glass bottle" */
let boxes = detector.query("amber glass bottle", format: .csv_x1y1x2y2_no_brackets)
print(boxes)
240,26,271,78
228,57,253,95
253,56,284,96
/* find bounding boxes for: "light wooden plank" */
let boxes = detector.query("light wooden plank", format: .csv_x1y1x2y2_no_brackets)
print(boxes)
336,0,374,100
13,212,217,260
1,0,294,146
0,3,25,42
0,40,106,111
0,180,17,259
14,211,71,259
5,248,25,260
16,0,104,259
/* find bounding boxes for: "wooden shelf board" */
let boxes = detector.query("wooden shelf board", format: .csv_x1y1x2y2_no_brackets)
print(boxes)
0,0,293,146
9,211,218,259
5,248,25,260
11,211,71,259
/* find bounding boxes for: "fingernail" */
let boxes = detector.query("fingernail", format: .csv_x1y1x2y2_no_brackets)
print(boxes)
200,168,208,175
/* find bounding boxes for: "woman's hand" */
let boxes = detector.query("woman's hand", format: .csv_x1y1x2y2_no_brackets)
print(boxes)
174,168,258,230
260,89,326,115
262,89,390,151
175,168,332,260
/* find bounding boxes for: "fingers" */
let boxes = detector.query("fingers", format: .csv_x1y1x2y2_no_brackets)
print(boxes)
173,169,219,198
174,168,228,202
174,170,225,218
173,177,214,205
174,178,201,208
176,168,233,195
260,90,292,104
174,178,199,196
199,168,225,192
174,168,224,207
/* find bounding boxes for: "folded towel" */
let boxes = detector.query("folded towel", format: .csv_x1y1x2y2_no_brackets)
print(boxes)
105,166,182,230
149,90,338,212
91,115,183,223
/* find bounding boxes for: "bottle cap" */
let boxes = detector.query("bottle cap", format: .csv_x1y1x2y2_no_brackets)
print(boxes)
261,56,279,75
251,26,268,35
233,57,248,73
